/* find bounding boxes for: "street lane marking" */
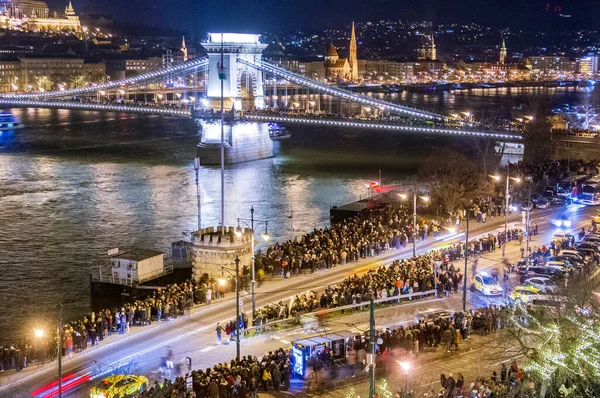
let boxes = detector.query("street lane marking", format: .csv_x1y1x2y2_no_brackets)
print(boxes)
200,346,215,353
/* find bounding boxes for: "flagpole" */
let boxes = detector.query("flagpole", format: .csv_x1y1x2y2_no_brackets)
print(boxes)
220,32,225,235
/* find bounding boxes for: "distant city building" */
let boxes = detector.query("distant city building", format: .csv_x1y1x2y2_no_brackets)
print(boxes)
0,0,81,32
526,56,577,74
104,56,162,80
577,54,599,76
0,56,105,92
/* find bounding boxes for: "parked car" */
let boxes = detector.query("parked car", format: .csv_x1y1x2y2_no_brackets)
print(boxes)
511,285,541,305
524,276,558,294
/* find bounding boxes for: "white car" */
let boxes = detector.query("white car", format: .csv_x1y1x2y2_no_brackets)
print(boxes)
524,277,558,294
550,215,572,228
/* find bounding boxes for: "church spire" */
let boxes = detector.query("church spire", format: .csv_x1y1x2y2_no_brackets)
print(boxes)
429,34,436,60
500,38,507,65
181,36,188,62
349,21,358,81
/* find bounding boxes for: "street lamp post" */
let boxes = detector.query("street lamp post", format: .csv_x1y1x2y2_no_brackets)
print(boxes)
398,189,429,258
491,167,520,260
503,163,510,258
57,303,63,398
219,260,241,361
463,209,470,312
399,361,410,393
235,209,269,323
234,256,240,361
194,157,201,230
525,177,533,264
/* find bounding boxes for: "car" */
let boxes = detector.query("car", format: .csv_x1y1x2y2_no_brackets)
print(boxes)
552,255,584,267
545,260,571,273
577,247,597,258
414,309,452,325
560,250,585,261
511,285,541,305
535,197,551,209
584,235,600,244
575,242,600,252
550,214,572,228
90,375,149,398
517,266,566,283
524,277,558,294
553,232,572,241
550,196,571,206
594,214,600,223
472,272,503,296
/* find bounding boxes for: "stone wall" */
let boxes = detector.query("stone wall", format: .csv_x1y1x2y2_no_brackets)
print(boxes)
190,225,253,280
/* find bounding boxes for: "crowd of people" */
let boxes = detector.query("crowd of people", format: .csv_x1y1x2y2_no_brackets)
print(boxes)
1,199,451,373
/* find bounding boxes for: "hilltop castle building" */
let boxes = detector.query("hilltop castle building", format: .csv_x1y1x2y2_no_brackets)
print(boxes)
0,0,81,31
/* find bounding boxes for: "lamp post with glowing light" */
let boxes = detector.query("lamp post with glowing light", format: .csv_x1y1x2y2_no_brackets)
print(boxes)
399,361,410,393
235,208,269,324
490,167,521,258
220,257,241,360
398,189,429,258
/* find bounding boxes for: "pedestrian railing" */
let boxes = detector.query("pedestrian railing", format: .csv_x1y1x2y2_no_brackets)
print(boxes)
239,289,438,337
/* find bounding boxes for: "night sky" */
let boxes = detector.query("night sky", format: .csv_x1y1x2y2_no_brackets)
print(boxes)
49,0,600,34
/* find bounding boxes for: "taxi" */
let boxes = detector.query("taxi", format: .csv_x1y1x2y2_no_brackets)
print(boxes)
594,214,600,224
472,272,503,296
90,375,149,398
510,285,541,305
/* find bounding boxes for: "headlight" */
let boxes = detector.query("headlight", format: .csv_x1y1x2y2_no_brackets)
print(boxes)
563,220,572,227
497,286,503,292
554,220,562,226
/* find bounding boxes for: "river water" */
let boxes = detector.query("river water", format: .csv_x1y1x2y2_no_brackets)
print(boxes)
0,86,595,343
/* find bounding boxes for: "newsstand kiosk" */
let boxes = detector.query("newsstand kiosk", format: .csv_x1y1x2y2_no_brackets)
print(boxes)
291,331,356,378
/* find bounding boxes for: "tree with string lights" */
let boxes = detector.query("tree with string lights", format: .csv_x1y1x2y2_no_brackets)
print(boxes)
498,275,600,397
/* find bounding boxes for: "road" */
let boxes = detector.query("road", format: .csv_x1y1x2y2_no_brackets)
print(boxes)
1,202,595,397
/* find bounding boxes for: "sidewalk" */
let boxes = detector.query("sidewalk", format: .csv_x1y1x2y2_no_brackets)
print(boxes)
0,211,532,390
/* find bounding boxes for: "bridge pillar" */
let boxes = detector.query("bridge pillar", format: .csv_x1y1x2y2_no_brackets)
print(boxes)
196,120,274,165
202,33,268,110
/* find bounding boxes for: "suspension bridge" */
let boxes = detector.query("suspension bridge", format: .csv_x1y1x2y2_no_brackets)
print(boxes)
0,32,522,162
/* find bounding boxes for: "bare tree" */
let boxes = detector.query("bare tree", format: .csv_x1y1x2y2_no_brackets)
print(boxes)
418,148,495,216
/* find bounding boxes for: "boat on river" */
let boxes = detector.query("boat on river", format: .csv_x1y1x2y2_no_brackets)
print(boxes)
0,111,23,130
268,123,292,140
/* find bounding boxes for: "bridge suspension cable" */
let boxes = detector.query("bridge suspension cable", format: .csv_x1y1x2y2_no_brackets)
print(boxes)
0,56,209,100
237,57,443,120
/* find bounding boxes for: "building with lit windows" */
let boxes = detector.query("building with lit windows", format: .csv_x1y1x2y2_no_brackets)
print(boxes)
0,0,81,32
526,56,577,74
0,56,105,92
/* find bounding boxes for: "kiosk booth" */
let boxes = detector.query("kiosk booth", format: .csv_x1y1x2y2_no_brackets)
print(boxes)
291,331,357,378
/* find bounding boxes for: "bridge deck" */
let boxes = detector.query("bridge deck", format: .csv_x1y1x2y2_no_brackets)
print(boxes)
0,100,191,117
243,114,522,140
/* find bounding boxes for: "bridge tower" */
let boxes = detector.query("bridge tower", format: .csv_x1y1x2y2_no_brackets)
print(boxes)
202,33,268,110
